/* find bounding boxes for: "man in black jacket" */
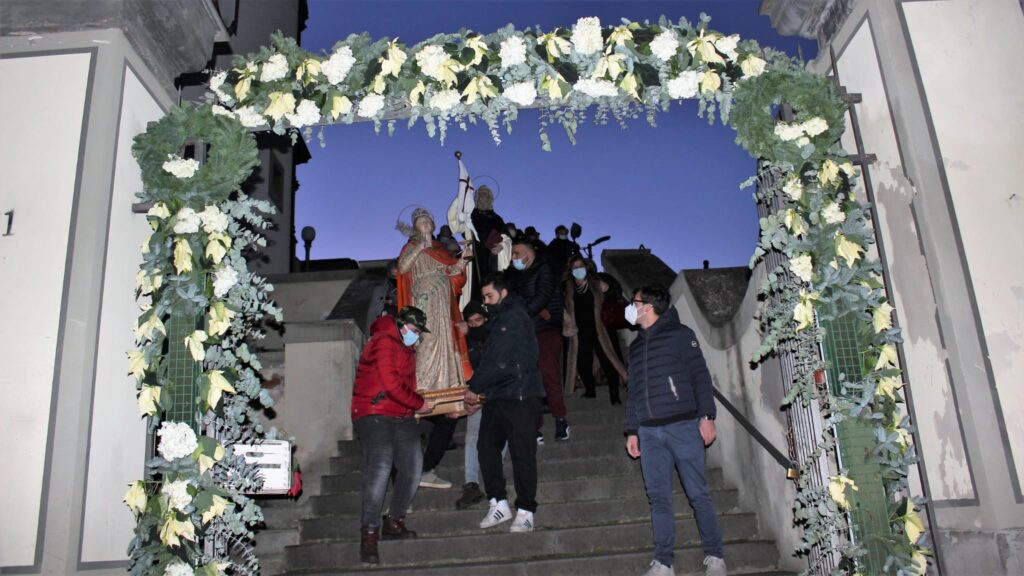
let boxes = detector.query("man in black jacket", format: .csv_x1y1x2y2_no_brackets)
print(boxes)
623,285,726,576
464,274,544,533
505,238,569,442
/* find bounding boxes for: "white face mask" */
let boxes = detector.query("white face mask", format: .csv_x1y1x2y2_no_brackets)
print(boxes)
624,303,639,325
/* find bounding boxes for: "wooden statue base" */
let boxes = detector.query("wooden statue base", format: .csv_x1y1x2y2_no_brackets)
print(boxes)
418,385,468,418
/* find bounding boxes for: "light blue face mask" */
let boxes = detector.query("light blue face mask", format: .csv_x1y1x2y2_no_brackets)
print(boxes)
401,326,420,347
571,267,587,280
511,258,526,271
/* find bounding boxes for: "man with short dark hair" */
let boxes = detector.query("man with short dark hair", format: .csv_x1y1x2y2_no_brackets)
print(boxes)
505,239,569,442
623,285,726,576
454,300,491,510
546,224,579,282
464,274,544,532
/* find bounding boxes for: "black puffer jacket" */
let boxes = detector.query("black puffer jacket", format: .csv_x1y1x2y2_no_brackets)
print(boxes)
468,294,544,401
505,255,563,333
623,307,716,436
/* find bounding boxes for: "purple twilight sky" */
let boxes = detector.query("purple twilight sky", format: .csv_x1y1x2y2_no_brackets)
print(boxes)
295,1,818,272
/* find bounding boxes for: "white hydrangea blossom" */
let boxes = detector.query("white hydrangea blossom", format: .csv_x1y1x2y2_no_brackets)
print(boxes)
740,56,767,78
162,155,200,179
666,71,700,99
259,53,289,82
357,94,385,118
714,34,740,61
234,106,267,128
574,78,618,98
209,71,231,102
782,177,804,202
161,480,192,512
213,266,239,298
322,46,355,85
499,36,527,68
210,105,234,118
503,81,537,107
157,421,198,461
415,45,450,82
822,202,846,225
789,254,814,283
173,207,202,234
286,99,322,128
800,117,829,137
649,31,680,62
429,89,461,112
199,206,228,234
164,561,195,576
571,17,603,56
773,122,805,142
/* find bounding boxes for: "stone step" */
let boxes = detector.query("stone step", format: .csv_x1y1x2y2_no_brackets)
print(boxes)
258,499,311,529
283,529,778,574
321,459,722,495
256,527,300,551
310,474,739,518
300,497,754,542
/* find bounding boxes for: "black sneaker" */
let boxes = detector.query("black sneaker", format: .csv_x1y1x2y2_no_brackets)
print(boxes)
455,482,486,510
555,417,570,441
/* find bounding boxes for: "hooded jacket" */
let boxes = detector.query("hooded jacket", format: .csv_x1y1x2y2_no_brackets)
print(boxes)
623,307,716,436
467,294,544,401
505,254,563,333
351,315,425,420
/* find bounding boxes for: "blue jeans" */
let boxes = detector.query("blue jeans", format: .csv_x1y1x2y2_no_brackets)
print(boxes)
354,415,422,529
639,418,724,566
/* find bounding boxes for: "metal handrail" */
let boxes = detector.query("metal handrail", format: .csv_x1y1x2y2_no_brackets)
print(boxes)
713,387,800,479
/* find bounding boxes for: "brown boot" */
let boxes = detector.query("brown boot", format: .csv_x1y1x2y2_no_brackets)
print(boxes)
359,527,379,564
380,514,417,540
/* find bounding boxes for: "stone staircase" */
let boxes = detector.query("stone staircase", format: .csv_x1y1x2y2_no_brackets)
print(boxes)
271,396,791,575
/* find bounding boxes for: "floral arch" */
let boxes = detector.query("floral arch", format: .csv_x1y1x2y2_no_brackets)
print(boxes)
126,14,927,576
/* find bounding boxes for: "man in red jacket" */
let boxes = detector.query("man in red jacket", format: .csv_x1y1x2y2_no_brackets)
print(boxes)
351,306,435,564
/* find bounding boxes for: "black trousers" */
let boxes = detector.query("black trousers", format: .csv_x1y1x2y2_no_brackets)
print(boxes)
577,327,621,402
478,397,543,512
422,415,459,472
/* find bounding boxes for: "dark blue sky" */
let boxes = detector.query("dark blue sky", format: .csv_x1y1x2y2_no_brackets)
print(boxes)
296,1,817,271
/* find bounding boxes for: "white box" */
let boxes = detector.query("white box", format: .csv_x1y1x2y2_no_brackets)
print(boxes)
233,440,292,495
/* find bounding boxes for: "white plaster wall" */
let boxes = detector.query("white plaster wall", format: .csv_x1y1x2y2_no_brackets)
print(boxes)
0,52,91,567
79,66,163,562
261,278,352,350
837,19,973,501
903,0,1024,494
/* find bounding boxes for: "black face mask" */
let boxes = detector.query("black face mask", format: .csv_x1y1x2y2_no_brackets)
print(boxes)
466,325,490,342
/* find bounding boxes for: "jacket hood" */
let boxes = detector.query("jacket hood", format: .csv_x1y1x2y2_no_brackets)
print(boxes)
640,306,680,338
370,314,401,339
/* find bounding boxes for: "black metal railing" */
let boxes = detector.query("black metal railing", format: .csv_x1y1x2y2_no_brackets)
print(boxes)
713,387,800,479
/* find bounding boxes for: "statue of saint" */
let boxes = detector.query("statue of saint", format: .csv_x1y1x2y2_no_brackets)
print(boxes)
396,208,474,414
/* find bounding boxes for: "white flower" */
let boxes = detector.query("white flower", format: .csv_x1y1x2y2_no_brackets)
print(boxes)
157,421,198,461
172,207,201,234
213,266,239,297
234,106,267,128
649,30,680,62
199,205,228,234
415,45,450,82
357,93,385,118
714,34,740,61
503,81,537,107
666,71,700,99
800,117,829,137
571,16,603,56
161,480,192,512
499,36,527,68
822,202,847,225
285,98,322,128
782,177,804,202
789,254,814,283
574,78,618,98
773,122,805,142
164,561,195,576
322,46,355,84
429,89,461,112
210,105,234,118
260,53,289,82
795,136,811,148
209,71,231,102
740,55,767,78
162,155,200,179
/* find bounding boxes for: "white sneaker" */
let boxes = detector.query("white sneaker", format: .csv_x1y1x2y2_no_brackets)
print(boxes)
641,559,675,576
509,509,534,533
419,469,452,489
703,555,727,576
479,498,512,529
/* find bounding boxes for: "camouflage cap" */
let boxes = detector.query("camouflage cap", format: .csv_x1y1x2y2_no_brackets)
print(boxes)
396,306,430,333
